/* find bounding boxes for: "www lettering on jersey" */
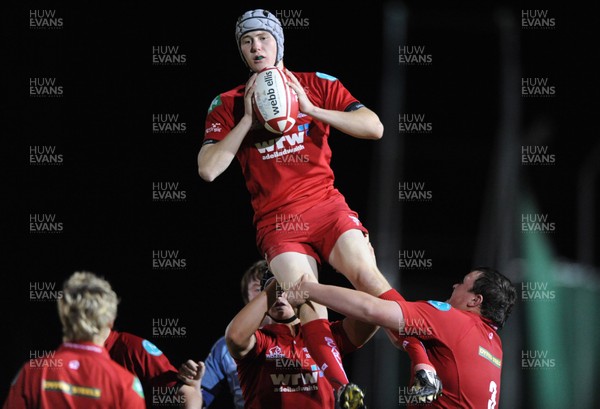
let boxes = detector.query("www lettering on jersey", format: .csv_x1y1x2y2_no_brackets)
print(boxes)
255,132,305,153
270,371,319,386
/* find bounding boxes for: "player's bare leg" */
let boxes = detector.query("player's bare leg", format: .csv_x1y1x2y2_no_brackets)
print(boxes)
268,252,327,318
329,230,397,408
269,252,355,402
328,229,392,297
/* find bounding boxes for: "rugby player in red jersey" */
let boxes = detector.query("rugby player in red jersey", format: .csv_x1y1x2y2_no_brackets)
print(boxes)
3,272,146,409
225,274,378,409
104,329,204,409
198,9,437,406
288,267,517,408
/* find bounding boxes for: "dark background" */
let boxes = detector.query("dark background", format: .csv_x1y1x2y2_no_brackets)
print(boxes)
4,1,598,408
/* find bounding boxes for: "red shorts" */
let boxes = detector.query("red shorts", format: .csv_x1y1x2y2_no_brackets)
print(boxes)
256,192,369,265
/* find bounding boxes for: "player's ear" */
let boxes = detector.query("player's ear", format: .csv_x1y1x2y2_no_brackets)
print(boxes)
467,294,483,308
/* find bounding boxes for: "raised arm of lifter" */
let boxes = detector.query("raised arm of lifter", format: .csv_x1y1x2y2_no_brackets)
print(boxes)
292,275,404,332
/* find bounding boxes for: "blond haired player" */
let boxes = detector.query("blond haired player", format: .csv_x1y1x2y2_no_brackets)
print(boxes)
3,272,146,409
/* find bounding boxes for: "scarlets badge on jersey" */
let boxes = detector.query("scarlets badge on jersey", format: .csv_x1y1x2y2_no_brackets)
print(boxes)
142,339,164,356
427,300,451,311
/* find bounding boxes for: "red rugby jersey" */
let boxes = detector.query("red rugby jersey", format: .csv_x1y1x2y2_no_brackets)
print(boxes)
389,291,504,409
235,321,357,409
3,342,146,409
203,71,360,229
105,330,179,389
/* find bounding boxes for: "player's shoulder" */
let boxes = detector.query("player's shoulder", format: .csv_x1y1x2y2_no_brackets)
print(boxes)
291,70,339,82
117,331,167,357
113,330,144,346
12,362,29,382
421,300,454,312
93,347,136,375
207,85,244,114
259,323,282,335
258,324,290,342
211,334,227,346
220,84,245,98
419,300,488,327
210,335,229,353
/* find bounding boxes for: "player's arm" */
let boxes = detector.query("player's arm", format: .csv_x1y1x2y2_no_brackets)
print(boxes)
285,69,383,140
197,74,257,182
225,280,276,360
194,341,226,407
310,106,383,140
177,360,205,409
295,295,378,348
197,121,250,182
2,367,27,409
292,275,404,331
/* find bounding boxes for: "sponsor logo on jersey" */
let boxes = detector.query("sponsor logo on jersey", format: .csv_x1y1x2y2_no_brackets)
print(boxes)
270,371,320,387
42,380,102,398
478,346,502,368
206,122,222,134
254,124,309,161
266,346,286,359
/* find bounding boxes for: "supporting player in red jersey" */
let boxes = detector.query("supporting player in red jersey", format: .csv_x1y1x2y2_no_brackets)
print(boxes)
185,260,268,409
2,271,146,409
288,267,517,409
104,329,204,409
198,10,431,405
225,268,378,409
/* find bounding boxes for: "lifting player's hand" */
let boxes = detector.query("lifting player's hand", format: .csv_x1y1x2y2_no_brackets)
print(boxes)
409,368,443,403
284,273,311,308
260,268,276,292
177,359,206,390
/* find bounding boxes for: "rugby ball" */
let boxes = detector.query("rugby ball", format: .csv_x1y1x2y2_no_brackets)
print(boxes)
253,66,298,134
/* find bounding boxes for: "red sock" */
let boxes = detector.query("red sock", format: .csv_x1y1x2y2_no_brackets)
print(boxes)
301,319,349,390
